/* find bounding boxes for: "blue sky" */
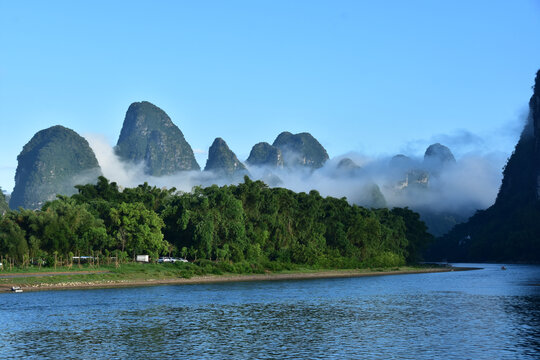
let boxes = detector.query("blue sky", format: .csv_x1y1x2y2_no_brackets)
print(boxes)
1,0,539,193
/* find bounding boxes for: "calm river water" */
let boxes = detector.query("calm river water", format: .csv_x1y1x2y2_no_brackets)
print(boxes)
0,264,539,359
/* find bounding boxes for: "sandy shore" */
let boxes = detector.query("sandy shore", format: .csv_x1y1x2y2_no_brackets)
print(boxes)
0,266,479,293
0,270,109,278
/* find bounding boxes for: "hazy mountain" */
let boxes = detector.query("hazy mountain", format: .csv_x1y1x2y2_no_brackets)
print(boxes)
246,142,283,167
387,146,464,237
360,183,387,208
337,158,361,170
418,211,468,239
9,125,101,209
430,70,540,262
259,171,283,187
389,154,413,169
115,101,200,176
272,132,329,169
424,143,456,171
204,138,248,178
389,148,434,193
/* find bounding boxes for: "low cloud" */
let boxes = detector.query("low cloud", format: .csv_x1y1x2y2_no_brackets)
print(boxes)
401,129,485,156
85,133,505,219
85,134,245,192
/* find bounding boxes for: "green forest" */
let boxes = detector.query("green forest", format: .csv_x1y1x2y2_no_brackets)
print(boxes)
0,176,433,270
0,188,8,215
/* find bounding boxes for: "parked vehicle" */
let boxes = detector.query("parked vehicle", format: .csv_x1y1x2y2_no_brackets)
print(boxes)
158,257,188,263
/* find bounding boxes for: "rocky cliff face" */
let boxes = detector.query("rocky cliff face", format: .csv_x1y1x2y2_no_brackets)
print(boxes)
246,142,283,167
496,71,540,205
272,132,329,169
204,138,248,178
115,101,200,175
9,125,101,209
431,70,540,262
388,144,453,193
534,71,540,198
388,146,457,236
388,143,455,190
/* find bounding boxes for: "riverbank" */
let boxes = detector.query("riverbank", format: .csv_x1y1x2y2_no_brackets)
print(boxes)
0,265,479,292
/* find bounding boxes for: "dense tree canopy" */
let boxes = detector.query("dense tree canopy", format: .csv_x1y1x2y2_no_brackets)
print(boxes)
0,176,433,268
0,188,8,215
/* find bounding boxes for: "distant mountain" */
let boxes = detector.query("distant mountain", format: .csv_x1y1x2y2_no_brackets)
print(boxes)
9,125,101,209
246,142,283,167
389,154,413,169
423,143,456,171
204,138,248,178
272,132,329,168
418,211,468,238
115,101,200,176
387,146,463,237
389,147,441,192
333,158,362,178
259,171,283,187
337,158,361,170
395,170,429,191
430,70,540,262
358,183,387,208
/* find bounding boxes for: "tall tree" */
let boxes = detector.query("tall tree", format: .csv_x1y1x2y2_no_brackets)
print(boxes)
0,187,8,215
0,216,28,263
109,202,168,260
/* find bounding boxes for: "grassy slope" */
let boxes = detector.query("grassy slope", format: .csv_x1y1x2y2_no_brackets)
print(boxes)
0,262,451,290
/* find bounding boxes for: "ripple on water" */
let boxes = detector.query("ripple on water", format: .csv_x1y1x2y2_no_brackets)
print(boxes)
0,264,538,359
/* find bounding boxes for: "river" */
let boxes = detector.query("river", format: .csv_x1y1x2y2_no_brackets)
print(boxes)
0,263,538,359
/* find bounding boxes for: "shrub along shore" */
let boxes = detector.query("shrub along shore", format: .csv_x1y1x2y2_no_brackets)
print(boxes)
0,262,473,292
1,176,438,293
1,176,434,271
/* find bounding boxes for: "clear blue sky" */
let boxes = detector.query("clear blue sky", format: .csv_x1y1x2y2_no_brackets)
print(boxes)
1,0,539,192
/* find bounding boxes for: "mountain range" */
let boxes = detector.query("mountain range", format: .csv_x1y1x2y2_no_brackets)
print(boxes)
5,101,466,226
8,102,338,209
7,103,462,235
7,69,540,263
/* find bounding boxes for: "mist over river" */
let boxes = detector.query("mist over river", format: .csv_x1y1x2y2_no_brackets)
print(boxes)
1,264,538,359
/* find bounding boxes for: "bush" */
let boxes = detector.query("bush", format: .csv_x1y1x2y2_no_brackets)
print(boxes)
364,252,405,268
180,270,194,278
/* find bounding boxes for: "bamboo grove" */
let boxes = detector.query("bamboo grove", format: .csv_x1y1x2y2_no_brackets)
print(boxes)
0,176,433,269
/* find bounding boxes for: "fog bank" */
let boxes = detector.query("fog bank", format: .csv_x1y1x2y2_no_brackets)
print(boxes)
85,134,505,218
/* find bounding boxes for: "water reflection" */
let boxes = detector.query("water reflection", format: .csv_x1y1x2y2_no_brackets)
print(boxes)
0,264,538,359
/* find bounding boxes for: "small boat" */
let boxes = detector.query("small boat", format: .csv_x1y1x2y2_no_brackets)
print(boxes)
11,286,23,293
501,266,507,270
